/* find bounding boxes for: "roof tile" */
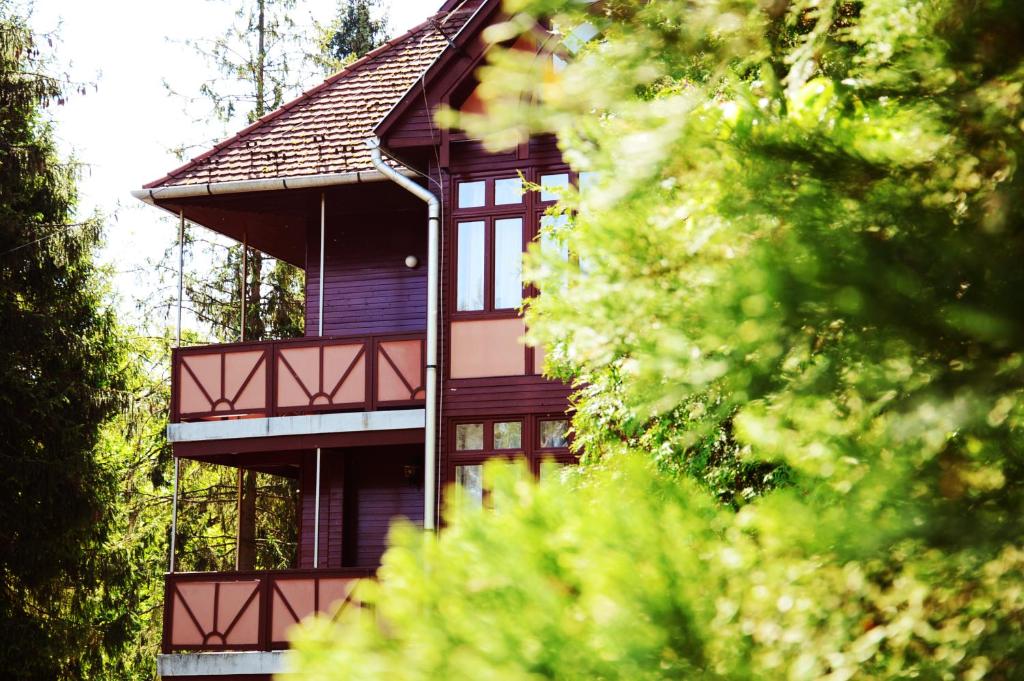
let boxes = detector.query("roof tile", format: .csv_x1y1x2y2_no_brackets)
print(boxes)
144,8,474,189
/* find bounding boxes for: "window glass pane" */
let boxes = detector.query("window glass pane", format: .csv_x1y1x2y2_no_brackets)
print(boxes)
457,221,485,311
458,180,486,208
484,459,529,512
494,218,523,309
540,420,569,448
455,423,484,451
495,177,523,205
493,421,522,449
455,465,484,509
540,459,567,482
540,214,570,261
541,173,569,201
579,171,599,193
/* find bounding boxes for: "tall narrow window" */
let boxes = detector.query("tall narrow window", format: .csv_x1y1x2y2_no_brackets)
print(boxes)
540,214,570,261
455,465,484,509
494,218,523,309
457,221,485,311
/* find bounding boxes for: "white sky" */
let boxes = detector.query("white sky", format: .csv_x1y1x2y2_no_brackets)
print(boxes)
29,0,435,327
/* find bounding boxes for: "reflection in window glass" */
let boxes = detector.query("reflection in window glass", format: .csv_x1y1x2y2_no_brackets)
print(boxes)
455,465,483,509
494,177,523,205
540,214,570,261
455,423,484,450
458,180,486,208
457,221,485,311
540,459,566,482
541,173,570,201
494,218,523,309
540,419,569,448
493,421,522,449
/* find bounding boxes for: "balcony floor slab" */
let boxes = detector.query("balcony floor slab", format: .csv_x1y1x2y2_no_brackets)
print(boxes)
158,651,291,677
167,408,426,444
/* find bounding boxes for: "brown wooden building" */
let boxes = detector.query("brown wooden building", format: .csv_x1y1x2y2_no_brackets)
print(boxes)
135,1,580,677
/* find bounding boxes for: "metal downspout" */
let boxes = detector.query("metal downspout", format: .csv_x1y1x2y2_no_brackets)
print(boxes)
366,137,440,532
314,193,326,567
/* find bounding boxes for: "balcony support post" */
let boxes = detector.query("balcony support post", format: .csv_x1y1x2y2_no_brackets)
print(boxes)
318,192,325,337
241,231,248,342
176,210,185,348
313,447,322,568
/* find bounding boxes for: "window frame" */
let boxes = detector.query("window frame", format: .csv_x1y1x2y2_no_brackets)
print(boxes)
446,414,575,498
451,172,532,319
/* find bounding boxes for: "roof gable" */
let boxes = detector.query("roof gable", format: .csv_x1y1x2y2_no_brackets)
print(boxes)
144,5,478,190
373,0,503,144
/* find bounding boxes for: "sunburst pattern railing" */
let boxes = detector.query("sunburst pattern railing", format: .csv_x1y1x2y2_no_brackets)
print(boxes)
171,333,425,422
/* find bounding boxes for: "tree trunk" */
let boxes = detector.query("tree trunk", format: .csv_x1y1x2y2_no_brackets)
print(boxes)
236,469,258,570
255,0,266,118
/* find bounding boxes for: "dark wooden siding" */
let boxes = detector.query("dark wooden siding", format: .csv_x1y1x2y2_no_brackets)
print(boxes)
298,450,345,569
298,446,423,569
345,446,424,567
386,101,439,148
305,210,427,337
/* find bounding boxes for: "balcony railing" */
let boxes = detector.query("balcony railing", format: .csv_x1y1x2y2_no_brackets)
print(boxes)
162,568,374,653
171,333,426,422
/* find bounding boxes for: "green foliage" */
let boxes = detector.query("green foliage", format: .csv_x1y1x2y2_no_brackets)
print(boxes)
312,0,389,74
0,4,139,677
292,0,1024,677
162,0,306,345
294,459,1024,679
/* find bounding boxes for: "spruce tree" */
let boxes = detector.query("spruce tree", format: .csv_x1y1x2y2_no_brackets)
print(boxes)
0,4,128,678
314,0,389,74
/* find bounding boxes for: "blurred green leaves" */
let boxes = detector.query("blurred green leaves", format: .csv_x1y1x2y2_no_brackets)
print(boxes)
292,0,1024,677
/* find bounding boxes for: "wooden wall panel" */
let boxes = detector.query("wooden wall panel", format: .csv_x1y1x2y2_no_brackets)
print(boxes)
298,451,344,569
305,211,427,338
298,446,424,569
385,101,439,148
345,446,424,568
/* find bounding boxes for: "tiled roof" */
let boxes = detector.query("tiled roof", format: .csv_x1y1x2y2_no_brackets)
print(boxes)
144,7,476,189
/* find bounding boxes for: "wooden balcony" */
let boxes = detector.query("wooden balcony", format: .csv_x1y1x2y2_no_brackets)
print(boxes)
162,569,373,653
171,333,426,423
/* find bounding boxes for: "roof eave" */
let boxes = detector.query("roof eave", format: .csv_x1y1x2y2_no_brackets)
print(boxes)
131,168,416,205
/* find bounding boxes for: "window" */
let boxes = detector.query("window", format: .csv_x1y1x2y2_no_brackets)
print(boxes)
539,459,567,482
454,176,527,314
453,170,583,316
494,218,524,309
540,214,570,262
495,177,524,205
578,171,599,193
493,421,522,449
458,180,486,208
449,416,574,512
454,464,484,509
455,422,484,451
540,173,570,201
457,221,485,311
539,419,569,449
